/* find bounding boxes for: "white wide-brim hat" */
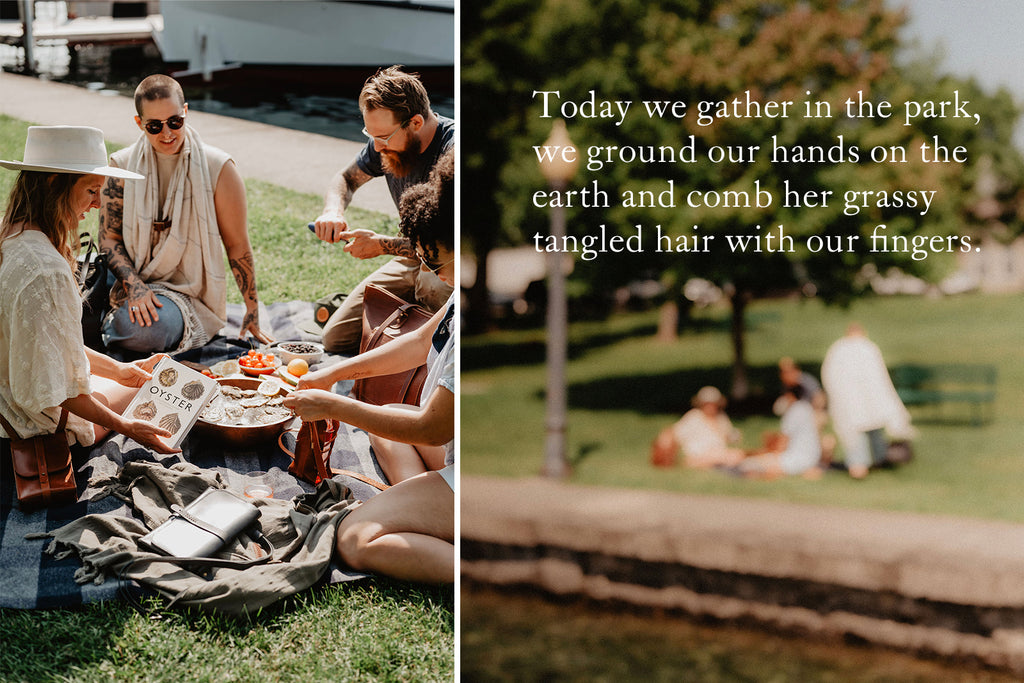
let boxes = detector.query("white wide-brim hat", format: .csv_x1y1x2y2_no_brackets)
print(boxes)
0,125,143,180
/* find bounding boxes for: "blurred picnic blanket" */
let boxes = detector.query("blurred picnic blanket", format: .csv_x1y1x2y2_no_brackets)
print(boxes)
0,301,387,609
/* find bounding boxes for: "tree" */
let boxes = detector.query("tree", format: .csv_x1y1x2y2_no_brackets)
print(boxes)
465,0,1024,398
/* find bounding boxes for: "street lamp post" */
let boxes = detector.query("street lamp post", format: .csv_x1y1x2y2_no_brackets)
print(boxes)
19,0,37,75
538,120,578,478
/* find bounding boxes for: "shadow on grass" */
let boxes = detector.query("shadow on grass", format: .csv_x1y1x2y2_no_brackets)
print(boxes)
558,362,823,418
0,603,133,682
462,316,738,372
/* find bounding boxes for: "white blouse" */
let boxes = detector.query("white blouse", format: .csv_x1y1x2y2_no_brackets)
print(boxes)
0,231,94,445
421,294,455,466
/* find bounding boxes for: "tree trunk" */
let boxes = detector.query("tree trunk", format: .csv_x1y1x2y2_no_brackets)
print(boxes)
729,289,750,400
656,299,679,343
464,241,493,335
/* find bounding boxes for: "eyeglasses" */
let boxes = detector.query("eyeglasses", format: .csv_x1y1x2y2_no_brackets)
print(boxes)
417,251,454,274
143,115,186,135
361,118,410,146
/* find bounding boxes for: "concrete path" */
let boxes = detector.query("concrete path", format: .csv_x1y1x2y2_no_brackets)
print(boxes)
0,71,396,216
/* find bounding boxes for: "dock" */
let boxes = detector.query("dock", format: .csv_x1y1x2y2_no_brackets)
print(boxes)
0,0,160,75
0,14,161,47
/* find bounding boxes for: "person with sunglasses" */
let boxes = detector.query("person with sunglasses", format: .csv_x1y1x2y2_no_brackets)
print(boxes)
285,151,455,583
310,65,455,355
98,74,272,355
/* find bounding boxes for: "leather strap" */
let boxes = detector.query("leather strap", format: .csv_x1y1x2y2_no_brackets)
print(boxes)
121,532,275,577
332,468,390,491
169,504,230,545
363,304,415,351
0,408,68,440
278,426,390,490
35,438,50,501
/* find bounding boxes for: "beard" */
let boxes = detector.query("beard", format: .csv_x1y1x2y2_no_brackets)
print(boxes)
380,134,424,177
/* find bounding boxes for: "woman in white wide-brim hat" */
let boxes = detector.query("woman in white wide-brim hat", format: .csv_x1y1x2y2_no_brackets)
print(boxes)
0,125,178,454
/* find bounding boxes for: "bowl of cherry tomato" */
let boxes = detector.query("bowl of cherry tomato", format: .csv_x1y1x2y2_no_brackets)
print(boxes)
238,349,279,376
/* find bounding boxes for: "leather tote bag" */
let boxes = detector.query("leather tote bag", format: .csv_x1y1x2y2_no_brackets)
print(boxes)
351,284,432,406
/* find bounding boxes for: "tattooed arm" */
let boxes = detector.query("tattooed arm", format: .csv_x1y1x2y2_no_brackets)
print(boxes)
215,160,273,344
340,231,415,260
99,175,164,327
312,161,373,244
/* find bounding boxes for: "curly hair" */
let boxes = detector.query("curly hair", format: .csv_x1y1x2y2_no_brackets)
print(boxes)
398,149,453,262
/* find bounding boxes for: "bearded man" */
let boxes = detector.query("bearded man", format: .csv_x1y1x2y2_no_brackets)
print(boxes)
311,66,455,354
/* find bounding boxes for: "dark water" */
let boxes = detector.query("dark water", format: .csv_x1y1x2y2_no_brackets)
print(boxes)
461,586,1021,683
1,42,454,143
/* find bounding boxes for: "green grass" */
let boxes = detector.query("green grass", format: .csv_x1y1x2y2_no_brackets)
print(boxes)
1,117,451,678
463,293,1024,522
0,581,453,682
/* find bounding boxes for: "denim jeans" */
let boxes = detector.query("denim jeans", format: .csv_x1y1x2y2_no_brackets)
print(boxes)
101,294,185,354
842,427,888,470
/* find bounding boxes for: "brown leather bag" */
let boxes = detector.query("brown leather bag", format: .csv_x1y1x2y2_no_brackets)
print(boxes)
650,426,678,468
351,284,432,406
279,419,389,490
285,419,338,486
1,410,77,509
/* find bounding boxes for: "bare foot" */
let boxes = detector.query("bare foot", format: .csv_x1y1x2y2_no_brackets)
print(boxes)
848,465,869,480
801,467,824,481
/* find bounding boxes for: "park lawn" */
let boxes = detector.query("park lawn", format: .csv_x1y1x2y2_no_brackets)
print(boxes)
462,292,1024,523
1,116,452,679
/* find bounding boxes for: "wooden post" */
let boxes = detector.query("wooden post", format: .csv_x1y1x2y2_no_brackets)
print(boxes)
19,0,36,75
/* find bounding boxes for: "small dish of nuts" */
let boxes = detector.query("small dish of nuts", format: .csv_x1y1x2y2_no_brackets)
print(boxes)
271,340,324,365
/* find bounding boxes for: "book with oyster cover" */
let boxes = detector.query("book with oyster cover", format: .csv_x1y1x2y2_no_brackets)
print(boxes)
121,356,220,449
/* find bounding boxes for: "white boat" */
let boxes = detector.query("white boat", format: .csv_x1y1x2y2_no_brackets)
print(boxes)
154,0,454,79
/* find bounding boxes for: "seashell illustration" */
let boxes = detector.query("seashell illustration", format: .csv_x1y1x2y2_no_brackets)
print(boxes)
158,367,178,387
132,400,158,421
181,380,205,401
159,413,182,435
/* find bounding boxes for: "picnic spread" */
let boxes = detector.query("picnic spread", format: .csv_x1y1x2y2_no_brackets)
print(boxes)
0,301,388,610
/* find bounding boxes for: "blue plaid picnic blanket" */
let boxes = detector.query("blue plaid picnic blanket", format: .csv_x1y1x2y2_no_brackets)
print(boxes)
0,301,387,609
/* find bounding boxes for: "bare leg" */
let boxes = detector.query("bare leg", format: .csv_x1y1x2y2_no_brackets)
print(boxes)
370,433,446,484
88,375,138,442
335,470,454,583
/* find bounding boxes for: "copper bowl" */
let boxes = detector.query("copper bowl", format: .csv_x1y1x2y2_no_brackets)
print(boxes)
193,377,294,448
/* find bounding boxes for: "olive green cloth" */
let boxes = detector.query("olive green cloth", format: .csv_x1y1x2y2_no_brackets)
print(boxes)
36,461,358,615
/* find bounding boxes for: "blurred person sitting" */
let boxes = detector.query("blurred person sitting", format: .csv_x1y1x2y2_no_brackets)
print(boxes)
0,126,179,455
821,322,914,479
656,386,746,469
285,150,454,583
778,356,833,461
736,386,823,480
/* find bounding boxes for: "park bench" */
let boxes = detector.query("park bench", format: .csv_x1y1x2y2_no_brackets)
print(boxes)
890,363,997,425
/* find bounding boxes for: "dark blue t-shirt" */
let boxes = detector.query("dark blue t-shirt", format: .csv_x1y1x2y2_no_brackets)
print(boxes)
356,115,455,207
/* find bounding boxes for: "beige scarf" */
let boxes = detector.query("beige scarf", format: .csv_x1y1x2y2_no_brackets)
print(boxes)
111,126,227,351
